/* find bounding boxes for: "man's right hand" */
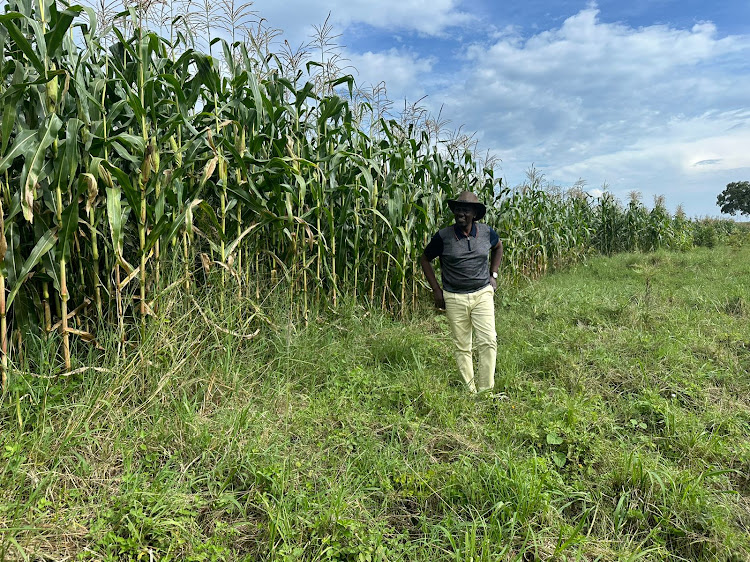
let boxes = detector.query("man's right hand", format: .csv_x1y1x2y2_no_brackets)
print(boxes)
434,288,445,310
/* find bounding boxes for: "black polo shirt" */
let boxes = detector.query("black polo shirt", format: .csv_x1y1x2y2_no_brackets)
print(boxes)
424,222,500,293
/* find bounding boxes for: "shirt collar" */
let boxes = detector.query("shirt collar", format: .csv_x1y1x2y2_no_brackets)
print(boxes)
453,222,477,239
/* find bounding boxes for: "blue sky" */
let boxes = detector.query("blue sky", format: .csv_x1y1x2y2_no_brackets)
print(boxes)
248,0,750,217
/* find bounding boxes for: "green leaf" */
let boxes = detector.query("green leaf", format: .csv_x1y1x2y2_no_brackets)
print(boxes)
106,187,124,258
109,140,141,164
367,207,393,231
103,162,141,217
27,18,47,66
552,452,567,468
6,228,58,309
59,118,83,190
193,53,220,93
126,91,146,127
57,193,81,263
110,24,138,62
44,6,83,56
226,183,255,208
195,201,225,241
305,61,323,74
41,250,61,294
21,114,63,222
327,74,354,99
0,128,35,175
155,184,165,223
164,198,202,245
143,214,170,255
111,133,146,153
546,432,564,445
109,140,140,164
0,14,45,76
1,98,17,154
160,73,187,109
2,223,19,281
5,191,21,223
78,5,97,39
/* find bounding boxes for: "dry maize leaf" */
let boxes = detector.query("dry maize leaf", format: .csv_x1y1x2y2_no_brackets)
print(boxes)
99,164,114,189
22,182,37,223
81,173,98,214
200,252,211,274
185,203,194,237
200,156,218,187
66,327,96,341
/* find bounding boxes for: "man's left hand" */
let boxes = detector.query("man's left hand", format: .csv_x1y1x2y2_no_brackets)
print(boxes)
490,277,498,291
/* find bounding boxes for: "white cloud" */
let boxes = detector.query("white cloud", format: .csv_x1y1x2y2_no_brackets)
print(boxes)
346,49,435,100
434,6,750,215
251,0,472,43
328,0,473,35
536,111,750,212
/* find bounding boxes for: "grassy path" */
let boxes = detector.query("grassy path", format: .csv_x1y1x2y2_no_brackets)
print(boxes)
2,246,750,560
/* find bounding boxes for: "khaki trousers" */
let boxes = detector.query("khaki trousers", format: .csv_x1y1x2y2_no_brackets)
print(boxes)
444,285,497,393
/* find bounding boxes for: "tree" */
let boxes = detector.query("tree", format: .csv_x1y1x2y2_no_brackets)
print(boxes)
717,181,750,216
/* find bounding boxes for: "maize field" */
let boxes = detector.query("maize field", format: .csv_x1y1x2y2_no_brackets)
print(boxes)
0,0,724,384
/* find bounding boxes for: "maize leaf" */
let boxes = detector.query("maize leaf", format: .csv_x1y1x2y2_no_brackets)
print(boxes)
6,228,57,309
0,14,45,76
43,6,82,57
21,115,63,222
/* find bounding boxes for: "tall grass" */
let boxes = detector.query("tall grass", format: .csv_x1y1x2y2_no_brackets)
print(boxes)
2,245,750,560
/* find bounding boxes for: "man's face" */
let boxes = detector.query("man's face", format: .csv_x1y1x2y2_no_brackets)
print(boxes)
453,205,476,228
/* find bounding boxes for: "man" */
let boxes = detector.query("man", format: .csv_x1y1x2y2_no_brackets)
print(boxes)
420,191,503,394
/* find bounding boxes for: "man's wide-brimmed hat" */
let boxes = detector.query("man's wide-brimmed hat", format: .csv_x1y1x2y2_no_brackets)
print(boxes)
447,191,487,221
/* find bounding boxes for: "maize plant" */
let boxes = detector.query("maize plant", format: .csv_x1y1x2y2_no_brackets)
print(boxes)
0,0,697,386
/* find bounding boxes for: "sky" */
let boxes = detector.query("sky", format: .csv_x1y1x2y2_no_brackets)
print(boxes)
246,0,750,217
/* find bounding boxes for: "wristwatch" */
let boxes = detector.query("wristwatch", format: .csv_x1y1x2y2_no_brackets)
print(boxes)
491,271,498,279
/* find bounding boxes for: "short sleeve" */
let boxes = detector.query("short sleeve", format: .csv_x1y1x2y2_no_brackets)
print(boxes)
489,227,500,248
423,232,443,260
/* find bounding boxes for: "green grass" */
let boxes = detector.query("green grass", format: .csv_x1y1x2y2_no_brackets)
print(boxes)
2,245,750,561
